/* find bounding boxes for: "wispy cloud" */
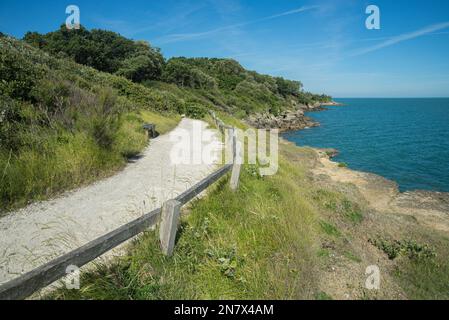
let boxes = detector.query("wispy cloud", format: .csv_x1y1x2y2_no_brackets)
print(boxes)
155,5,319,44
351,21,449,57
93,2,206,38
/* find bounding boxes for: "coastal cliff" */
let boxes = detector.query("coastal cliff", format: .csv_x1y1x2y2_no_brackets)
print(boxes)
246,101,342,132
279,140,449,299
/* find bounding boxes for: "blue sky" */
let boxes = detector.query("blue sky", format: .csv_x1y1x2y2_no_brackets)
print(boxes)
1,0,449,97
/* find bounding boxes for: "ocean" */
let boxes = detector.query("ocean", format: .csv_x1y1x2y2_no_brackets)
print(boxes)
282,98,449,192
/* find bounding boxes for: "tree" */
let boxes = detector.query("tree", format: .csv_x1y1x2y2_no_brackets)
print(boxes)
275,77,302,97
23,32,47,48
23,26,165,82
162,59,217,89
116,55,162,83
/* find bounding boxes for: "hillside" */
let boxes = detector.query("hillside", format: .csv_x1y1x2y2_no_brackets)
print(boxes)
1,28,330,212
23,26,331,116
2,28,448,301
0,35,183,212
49,135,449,300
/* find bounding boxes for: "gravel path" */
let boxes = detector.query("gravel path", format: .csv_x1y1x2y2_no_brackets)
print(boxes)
0,119,222,285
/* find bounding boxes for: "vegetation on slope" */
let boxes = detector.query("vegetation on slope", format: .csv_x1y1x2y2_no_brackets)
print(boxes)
24,26,165,82
1,25,331,212
23,27,331,117
49,141,449,300
3,27,446,300
0,36,180,212
50,144,322,300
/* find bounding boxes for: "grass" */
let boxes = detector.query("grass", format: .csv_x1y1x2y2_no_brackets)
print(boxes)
1,36,186,213
139,110,181,135
49,147,324,300
368,234,449,299
319,221,341,238
311,189,364,225
42,141,449,301
0,110,180,213
343,251,362,263
395,255,449,300
315,291,333,300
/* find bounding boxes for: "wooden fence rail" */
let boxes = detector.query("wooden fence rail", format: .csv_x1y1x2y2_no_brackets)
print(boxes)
0,113,239,301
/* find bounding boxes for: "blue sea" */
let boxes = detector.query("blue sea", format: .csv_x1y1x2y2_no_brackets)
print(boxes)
282,98,449,192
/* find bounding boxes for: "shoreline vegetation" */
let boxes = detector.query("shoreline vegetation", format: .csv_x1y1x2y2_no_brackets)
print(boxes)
1,27,448,300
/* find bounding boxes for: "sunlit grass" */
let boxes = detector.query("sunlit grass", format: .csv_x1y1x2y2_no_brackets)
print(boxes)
49,147,322,300
0,111,180,214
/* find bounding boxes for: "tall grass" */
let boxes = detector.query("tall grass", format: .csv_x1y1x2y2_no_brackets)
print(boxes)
50,150,321,300
0,36,181,213
0,110,180,213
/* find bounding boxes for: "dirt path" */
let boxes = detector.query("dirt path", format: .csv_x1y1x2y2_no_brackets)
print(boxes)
0,119,222,285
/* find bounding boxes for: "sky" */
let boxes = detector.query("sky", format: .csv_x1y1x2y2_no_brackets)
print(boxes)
1,0,449,97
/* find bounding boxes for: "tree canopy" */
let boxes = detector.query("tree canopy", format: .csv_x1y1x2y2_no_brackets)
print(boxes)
24,26,164,82
21,26,331,116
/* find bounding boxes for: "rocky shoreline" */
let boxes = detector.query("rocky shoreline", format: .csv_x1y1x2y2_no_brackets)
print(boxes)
311,147,449,233
246,101,342,132
269,102,449,233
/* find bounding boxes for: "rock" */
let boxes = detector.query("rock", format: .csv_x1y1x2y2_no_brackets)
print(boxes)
321,101,344,106
316,148,339,158
245,108,320,132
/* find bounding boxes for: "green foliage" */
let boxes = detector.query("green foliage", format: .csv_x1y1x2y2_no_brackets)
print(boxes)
90,89,121,149
23,26,164,82
275,77,302,97
0,36,180,211
341,199,364,224
161,57,329,115
116,54,162,83
23,25,332,117
1,27,332,211
369,237,437,261
395,251,449,300
184,105,207,119
319,221,341,237
50,154,320,300
0,38,46,100
315,292,333,300
162,59,217,89
312,189,364,225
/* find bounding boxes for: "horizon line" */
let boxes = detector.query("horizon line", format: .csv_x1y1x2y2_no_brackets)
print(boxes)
333,96,449,99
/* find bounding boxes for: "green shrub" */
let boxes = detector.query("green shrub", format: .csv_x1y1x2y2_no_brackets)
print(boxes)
0,39,45,100
185,104,207,119
369,237,436,261
24,26,164,82
0,37,182,211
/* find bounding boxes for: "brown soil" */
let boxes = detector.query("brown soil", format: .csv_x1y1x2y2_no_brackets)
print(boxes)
281,140,449,300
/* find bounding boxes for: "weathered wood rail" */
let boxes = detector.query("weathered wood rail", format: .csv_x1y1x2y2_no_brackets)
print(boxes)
0,113,240,300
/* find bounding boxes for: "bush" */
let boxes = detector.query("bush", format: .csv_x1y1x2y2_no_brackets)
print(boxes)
116,55,162,83
185,104,207,119
163,59,217,89
0,40,45,100
369,237,437,261
89,88,121,149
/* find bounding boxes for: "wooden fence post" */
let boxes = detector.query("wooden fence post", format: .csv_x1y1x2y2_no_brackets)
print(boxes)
230,128,242,191
160,200,182,256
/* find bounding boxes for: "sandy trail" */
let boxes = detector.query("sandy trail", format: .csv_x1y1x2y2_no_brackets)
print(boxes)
0,119,222,285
